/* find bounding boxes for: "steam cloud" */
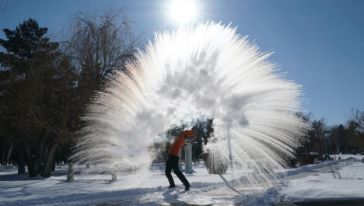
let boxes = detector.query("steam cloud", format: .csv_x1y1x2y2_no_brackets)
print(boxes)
71,22,307,183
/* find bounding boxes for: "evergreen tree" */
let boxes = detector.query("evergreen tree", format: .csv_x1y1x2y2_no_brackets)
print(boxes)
0,18,73,177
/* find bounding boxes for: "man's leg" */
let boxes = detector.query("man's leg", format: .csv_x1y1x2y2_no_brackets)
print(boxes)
171,156,190,190
165,156,175,187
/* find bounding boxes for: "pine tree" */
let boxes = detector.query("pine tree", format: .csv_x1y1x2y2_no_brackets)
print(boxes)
0,18,63,176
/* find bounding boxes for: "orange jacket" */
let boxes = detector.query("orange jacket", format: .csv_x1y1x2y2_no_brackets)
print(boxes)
168,130,194,156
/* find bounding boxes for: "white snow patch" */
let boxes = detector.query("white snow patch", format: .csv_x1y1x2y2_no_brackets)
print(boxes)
281,158,364,201
1,157,364,206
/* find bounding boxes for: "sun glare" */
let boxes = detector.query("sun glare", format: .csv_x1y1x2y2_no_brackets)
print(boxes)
167,0,198,25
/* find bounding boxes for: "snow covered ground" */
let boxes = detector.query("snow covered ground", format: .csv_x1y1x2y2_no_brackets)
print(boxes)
280,156,364,202
0,155,363,206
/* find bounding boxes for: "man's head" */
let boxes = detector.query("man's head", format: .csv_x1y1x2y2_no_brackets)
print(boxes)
184,127,198,143
190,126,198,138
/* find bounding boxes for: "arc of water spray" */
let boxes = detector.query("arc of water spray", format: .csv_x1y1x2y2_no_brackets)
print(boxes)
71,22,307,186
226,122,233,167
227,121,234,172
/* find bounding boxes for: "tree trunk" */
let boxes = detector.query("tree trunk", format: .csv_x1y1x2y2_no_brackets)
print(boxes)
41,144,58,177
6,142,14,163
318,137,323,156
336,144,340,154
25,141,40,177
37,132,48,172
17,144,26,174
184,143,193,174
52,159,56,172
67,162,74,182
111,172,117,182
25,131,48,177
1,142,5,165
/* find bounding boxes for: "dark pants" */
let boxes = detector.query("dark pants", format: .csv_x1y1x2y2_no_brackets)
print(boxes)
165,154,190,188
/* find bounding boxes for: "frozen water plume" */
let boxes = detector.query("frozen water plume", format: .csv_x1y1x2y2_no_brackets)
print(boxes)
71,22,307,185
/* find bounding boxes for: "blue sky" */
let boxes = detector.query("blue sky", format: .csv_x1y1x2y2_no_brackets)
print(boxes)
0,0,363,126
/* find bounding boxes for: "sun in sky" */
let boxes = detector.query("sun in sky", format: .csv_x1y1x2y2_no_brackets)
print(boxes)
167,0,199,25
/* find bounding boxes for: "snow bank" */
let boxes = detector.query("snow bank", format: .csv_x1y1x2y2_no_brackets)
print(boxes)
280,159,364,201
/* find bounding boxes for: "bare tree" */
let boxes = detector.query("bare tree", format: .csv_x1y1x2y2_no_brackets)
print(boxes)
65,9,138,130
67,9,137,79
345,109,364,153
350,109,364,130
310,119,327,155
329,124,346,154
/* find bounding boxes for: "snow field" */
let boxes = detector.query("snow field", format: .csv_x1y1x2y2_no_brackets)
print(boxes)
1,155,363,206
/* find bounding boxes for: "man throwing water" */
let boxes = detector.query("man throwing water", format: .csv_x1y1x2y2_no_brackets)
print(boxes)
165,127,198,191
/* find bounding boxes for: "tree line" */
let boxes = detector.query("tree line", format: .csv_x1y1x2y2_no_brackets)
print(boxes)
0,10,363,177
292,110,364,166
0,10,137,177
